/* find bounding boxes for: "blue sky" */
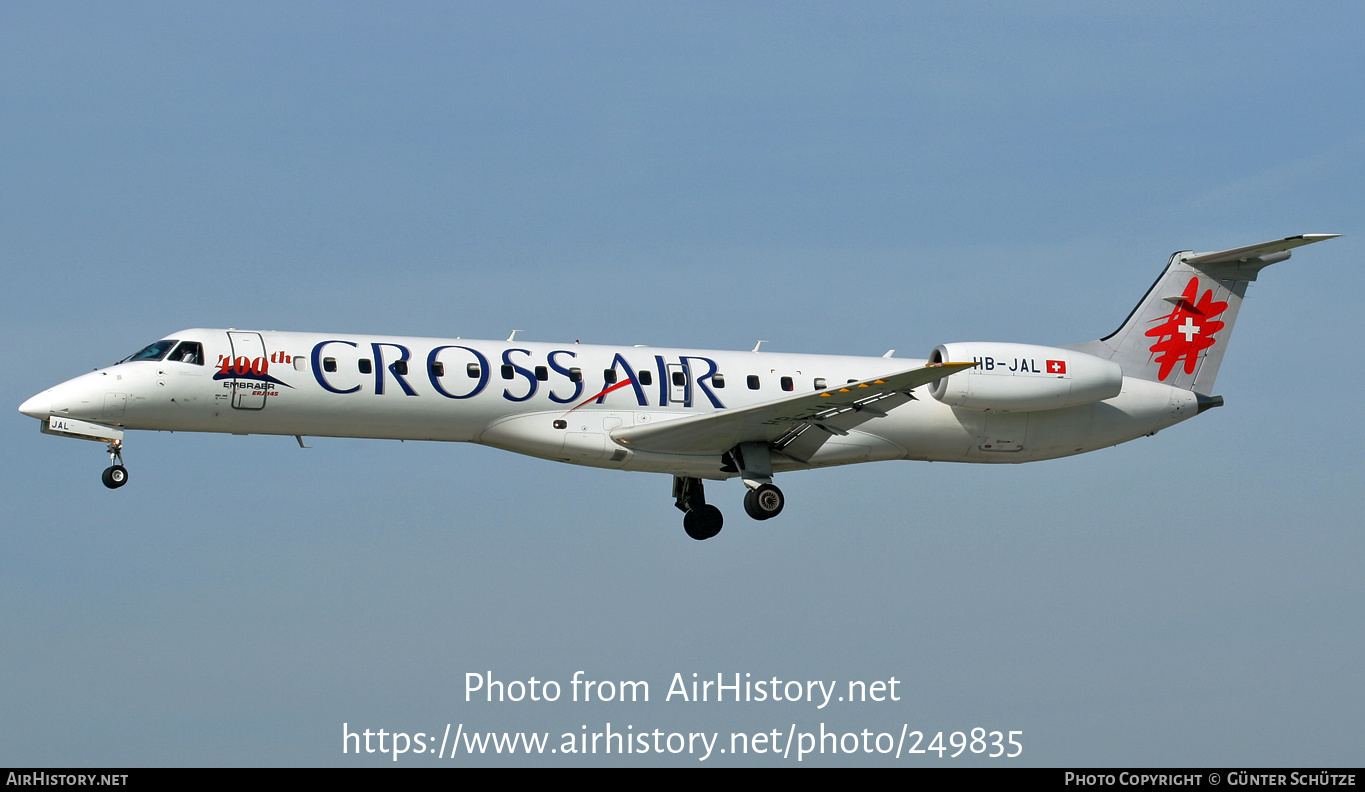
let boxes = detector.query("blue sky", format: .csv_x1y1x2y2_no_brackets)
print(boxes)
2,2,1361,766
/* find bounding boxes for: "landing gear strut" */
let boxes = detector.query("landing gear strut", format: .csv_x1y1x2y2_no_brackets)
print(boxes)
102,440,128,489
673,476,722,540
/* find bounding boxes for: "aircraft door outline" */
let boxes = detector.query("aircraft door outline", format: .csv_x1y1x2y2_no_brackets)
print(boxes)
227,331,269,410
666,362,687,406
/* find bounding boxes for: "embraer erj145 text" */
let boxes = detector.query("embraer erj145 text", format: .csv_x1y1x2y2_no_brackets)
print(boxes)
20,234,1337,540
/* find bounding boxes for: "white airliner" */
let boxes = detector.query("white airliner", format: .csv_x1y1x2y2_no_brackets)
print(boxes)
19,234,1337,539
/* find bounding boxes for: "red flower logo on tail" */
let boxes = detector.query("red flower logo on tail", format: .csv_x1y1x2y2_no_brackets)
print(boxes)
1145,277,1228,381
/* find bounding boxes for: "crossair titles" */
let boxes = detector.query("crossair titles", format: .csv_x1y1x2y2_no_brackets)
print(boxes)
309,340,726,409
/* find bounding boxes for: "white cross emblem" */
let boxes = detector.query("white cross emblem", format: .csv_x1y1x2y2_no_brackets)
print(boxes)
1178,318,1200,342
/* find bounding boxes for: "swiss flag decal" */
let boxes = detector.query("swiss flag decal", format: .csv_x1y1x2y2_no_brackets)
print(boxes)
1046,359,1067,374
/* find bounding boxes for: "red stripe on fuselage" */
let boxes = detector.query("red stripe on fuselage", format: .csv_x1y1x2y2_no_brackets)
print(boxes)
567,378,635,413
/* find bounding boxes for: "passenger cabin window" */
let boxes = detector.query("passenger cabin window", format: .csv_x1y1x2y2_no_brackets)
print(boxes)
534,366,548,382
323,357,338,373
430,361,445,377
603,369,618,384
713,373,726,388
747,375,760,390
358,359,373,374
638,371,653,386
780,376,794,392
569,367,583,383
124,340,177,363
501,364,514,380
168,341,203,365
467,363,481,378
393,361,408,376
672,371,686,387
814,377,827,389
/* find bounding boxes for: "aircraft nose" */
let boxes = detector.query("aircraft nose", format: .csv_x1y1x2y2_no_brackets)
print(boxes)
21,372,105,421
19,391,50,419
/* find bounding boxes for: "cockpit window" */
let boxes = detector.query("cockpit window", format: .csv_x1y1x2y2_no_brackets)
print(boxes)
122,340,178,363
168,341,203,365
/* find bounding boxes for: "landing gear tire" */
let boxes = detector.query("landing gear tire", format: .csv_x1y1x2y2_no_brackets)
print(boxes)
744,483,784,520
683,504,723,541
102,465,128,489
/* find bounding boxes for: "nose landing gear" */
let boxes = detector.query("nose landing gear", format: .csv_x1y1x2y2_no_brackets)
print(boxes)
102,440,128,489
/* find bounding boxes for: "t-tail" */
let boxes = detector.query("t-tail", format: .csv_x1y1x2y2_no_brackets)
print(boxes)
1067,234,1339,398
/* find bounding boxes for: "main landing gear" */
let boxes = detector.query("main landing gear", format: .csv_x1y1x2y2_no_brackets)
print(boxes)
672,475,787,541
102,440,128,489
743,483,784,520
674,476,722,541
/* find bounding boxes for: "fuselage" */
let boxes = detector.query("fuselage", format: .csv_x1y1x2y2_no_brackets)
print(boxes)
19,234,1330,540
20,328,1198,480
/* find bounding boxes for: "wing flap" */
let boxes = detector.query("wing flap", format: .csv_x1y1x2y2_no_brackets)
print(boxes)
611,361,975,457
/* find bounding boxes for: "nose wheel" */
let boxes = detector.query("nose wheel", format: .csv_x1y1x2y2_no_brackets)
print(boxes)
102,441,128,489
102,465,128,488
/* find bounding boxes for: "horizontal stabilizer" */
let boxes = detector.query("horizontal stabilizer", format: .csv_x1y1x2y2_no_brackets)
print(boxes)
612,361,975,458
1185,234,1339,267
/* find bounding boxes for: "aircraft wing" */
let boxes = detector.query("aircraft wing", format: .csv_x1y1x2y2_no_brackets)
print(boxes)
611,361,975,461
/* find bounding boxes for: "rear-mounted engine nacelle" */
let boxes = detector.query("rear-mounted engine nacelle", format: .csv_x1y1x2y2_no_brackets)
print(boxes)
928,342,1122,412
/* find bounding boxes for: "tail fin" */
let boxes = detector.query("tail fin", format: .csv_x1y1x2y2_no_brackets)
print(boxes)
1068,234,1338,394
